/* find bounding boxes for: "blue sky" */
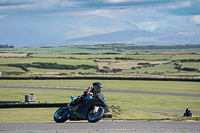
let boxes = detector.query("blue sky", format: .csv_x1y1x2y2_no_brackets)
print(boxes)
0,0,200,31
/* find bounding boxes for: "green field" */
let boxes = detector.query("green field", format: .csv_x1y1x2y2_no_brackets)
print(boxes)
0,66,24,72
125,63,179,73
172,54,200,60
1,44,200,54
28,67,98,75
125,54,172,60
0,46,115,54
181,62,200,70
32,53,120,59
0,55,199,77
0,58,95,65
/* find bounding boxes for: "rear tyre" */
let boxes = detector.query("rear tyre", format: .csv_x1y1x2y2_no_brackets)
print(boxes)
54,107,68,123
87,106,104,123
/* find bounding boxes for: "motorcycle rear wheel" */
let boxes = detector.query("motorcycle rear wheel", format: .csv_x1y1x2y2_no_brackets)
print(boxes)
87,106,104,123
54,107,68,123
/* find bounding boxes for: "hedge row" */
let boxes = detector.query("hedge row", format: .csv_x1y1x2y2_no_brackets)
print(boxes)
7,64,30,72
7,62,98,71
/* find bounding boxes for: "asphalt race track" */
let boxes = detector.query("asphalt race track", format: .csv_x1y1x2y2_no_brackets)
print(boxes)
1,120,200,133
1,85,200,97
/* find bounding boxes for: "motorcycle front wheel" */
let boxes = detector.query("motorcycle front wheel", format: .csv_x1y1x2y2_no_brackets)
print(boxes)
87,106,104,123
54,107,68,123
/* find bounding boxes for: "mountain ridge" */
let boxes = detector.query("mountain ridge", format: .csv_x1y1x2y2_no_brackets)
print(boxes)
0,14,139,47
0,14,199,47
51,25,200,46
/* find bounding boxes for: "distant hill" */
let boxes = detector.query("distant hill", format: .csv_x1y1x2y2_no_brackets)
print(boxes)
0,14,138,47
0,14,199,47
51,24,200,46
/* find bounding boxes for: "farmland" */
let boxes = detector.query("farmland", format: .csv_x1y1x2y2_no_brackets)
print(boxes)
0,44,199,78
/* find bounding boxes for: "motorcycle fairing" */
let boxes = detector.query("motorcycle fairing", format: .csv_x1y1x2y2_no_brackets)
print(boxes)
75,98,102,119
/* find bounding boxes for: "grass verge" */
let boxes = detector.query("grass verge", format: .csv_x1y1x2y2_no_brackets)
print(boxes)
0,106,199,123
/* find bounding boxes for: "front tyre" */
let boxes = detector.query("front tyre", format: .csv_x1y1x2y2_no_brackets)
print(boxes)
87,106,104,123
54,107,68,123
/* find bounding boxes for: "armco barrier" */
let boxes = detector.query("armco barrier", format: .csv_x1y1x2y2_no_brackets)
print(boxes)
0,103,68,108
0,103,111,115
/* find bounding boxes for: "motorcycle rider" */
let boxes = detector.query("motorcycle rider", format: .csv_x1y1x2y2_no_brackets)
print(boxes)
183,108,193,118
67,82,106,111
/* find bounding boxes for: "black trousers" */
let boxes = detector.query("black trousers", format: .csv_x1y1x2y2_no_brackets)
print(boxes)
69,95,85,107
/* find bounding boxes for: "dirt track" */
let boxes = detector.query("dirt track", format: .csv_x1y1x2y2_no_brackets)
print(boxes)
1,121,200,133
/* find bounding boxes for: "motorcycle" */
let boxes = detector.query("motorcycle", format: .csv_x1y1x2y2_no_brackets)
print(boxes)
54,93,108,123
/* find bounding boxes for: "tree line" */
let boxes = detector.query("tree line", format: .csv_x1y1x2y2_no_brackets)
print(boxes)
0,44,14,48
80,44,200,51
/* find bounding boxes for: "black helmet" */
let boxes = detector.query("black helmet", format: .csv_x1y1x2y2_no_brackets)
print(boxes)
186,108,190,112
93,82,102,93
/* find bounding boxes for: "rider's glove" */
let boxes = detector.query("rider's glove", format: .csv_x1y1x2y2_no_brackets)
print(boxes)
88,92,93,96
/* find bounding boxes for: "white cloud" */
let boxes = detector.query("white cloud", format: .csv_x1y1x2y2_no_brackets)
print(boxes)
191,15,200,24
0,0,198,31
83,9,116,18
104,0,133,3
103,0,159,4
166,1,191,9
0,0,76,13
59,0,75,7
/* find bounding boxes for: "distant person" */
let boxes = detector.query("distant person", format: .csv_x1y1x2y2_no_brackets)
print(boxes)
183,108,193,118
